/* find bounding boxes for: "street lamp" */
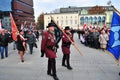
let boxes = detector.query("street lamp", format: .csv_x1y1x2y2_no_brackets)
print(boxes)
107,0,120,14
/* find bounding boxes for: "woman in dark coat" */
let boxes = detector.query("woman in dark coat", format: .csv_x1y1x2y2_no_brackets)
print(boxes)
17,30,27,62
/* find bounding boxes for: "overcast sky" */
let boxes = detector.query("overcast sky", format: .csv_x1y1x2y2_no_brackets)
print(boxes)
33,0,120,21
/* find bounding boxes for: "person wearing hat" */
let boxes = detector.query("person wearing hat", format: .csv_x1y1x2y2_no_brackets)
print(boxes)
61,26,74,70
41,22,59,80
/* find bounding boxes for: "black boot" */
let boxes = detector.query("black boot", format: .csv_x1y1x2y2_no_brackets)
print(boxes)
47,73,52,76
119,72,120,76
62,64,67,67
53,75,59,80
62,54,66,67
67,66,73,70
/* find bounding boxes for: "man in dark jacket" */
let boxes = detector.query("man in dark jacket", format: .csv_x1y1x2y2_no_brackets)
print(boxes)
0,29,10,59
26,30,36,54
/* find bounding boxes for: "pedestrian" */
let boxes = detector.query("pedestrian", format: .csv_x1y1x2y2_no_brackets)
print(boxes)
61,26,74,70
93,29,100,49
99,29,109,51
26,30,36,54
13,41,17,50
0,29,10,59
41,22,59,80
17,30,27,62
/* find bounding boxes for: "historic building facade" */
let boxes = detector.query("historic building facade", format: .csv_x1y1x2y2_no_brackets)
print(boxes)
44,6,114,29
44,13,79,29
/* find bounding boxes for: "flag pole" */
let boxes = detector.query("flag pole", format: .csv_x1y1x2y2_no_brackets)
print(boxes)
107,0,120,15
51,16,83,56
105,50,119,66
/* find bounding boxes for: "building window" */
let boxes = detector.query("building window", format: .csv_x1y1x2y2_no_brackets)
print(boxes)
70,20,72,25
5,19,7,21
48,21,50,23
80,17,84,25
75,20,77,24
102,16,106,23
61,20,63,25
66,20,68,25
93,16,97,24
89,17,93,24
84,17,88,23
9,23,11,26
98,16,101,24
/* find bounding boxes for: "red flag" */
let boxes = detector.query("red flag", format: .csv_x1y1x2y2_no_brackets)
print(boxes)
83,23,87,29
10,13,18,41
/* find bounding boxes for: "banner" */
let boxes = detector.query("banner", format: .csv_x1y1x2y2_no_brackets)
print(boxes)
107,12,120,61
10,13,18,41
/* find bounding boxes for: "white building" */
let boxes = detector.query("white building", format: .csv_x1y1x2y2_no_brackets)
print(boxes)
44,12,79,29
44,6,114,29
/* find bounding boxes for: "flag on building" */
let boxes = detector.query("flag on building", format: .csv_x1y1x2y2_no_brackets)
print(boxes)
107,12,120,62
0,20,2,30
10,13,18,41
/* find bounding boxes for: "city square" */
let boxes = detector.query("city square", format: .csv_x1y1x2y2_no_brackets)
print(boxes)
0,0,120,80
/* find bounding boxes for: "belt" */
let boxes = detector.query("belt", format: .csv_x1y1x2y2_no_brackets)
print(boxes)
47,46,56,51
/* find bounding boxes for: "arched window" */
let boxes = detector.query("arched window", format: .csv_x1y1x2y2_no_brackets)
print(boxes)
80,17,84,25
84,17,88,23
89,17,93,24
102,16,106,23
93,16,97,24
98,16,101,24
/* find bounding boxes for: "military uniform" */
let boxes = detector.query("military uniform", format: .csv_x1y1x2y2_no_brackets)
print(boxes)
41,23,59,80
61,26,74,70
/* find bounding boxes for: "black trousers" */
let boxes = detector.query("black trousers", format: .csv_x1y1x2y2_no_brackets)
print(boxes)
62,54,70,67
47,58,56,76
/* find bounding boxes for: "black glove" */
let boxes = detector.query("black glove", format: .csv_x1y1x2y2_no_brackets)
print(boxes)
41,50,45,57
66,42,71,45
55,44,59,48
